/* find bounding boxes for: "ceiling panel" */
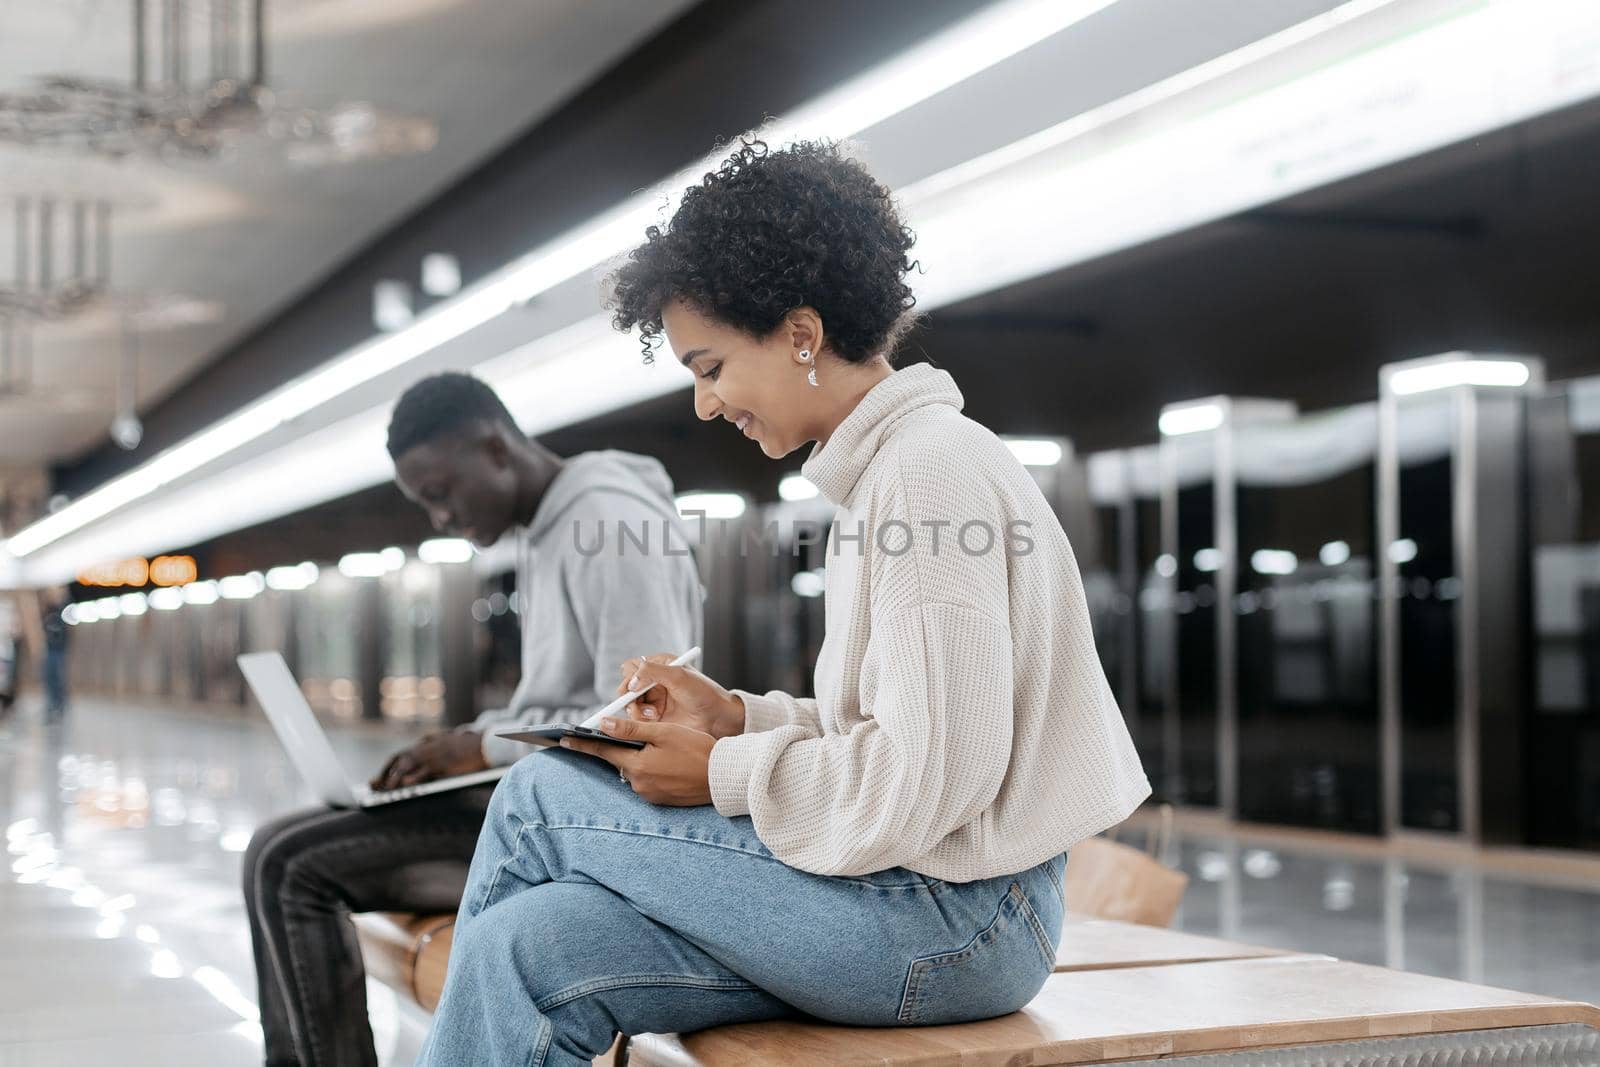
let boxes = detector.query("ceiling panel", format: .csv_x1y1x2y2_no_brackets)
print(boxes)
0,0,697,462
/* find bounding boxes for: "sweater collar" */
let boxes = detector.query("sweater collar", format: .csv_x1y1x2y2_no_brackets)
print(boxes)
801,363,964,506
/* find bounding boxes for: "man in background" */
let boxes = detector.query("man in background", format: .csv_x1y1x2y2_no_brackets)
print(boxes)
40,587,70,724
242,373,702,1067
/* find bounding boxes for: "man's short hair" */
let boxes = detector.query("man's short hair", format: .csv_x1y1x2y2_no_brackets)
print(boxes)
386,373,519,459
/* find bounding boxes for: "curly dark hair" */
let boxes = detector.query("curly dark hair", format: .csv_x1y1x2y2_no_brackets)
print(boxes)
608,139,918,363
386,372,518,459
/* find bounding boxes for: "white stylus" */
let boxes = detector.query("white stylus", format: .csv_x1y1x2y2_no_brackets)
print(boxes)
580,646,702,728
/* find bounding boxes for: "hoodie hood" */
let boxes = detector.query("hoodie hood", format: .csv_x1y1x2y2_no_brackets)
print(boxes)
526,450,682,543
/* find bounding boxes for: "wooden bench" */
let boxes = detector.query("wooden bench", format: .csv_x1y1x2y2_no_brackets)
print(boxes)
355,912,455,1013
1049,916,1285,972
350,912,1280,1015
626,957,1600,1066
353,910,1598,1065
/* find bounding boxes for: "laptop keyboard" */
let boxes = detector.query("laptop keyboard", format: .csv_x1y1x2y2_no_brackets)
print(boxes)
355,766,507,806
369,782,426,803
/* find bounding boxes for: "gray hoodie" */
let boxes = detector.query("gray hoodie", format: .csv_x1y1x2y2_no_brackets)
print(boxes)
463,450,704,766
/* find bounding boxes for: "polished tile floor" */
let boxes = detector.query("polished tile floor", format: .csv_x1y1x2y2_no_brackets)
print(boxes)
2,693,1598,1066
0,694,435,1066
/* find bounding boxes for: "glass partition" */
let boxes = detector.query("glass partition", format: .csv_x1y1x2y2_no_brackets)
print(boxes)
1527,378,1600,850
1392,396,1459,832
1174,466,1219,808
1233,406,1380,832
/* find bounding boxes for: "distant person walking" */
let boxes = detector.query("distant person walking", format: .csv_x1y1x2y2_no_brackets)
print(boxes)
40,587,71,723
0,595,20,718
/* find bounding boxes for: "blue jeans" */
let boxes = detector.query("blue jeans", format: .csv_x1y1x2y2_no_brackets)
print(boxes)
418,750,1066,1066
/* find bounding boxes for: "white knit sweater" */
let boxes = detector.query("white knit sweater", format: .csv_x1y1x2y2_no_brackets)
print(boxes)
707,364,1150,881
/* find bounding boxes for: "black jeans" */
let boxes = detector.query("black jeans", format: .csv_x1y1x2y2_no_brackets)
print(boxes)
242,785,496,1066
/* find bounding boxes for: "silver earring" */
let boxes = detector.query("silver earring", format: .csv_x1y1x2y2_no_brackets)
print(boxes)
800,349,819,388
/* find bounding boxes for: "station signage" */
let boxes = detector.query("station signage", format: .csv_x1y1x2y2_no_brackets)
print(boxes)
77,555,198,588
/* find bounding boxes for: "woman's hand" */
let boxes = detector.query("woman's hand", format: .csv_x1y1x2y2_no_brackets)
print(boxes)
560,717,717,806
615,655,745,739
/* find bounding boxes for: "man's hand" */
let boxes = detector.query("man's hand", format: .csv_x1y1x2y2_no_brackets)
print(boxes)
615,655,745,739
371,731,488,791
560,716,717,807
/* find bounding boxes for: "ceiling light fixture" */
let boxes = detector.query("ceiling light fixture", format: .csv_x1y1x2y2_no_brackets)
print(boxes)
18,0,1572,569
1159,403,1226,437
1387,357,1533,397
0,0,435,165
3,0,1103,558
0,195,111,320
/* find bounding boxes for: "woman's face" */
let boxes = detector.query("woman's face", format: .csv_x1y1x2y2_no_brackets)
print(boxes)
661,299,821,459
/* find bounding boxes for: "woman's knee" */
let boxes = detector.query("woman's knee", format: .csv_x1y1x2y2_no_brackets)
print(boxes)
449,899,562,996
452,887,604,1002
492,751,595,819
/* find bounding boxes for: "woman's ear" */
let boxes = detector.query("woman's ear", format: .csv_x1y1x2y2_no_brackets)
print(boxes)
786,306,824,364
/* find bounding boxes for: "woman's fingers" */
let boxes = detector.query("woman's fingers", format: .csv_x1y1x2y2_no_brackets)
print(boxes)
616,652,677,696
627,661,687,694
558,737,632,774
627,695,662,721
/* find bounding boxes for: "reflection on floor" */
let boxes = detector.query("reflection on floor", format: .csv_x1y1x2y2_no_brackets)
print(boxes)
0,694,436,1066
1166,827,1600,1006
2,694,1598,1066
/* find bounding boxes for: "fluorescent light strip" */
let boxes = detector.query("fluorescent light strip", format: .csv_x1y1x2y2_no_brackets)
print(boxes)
676,492,747,520
1160,403,1226,436
0,0,1128,559
497,0,1122,308
764,0,1121,145
266,562,319,591
1003,438,1064,467
418,538,475,564
149,588,183,611
218,573,265,599
904,0,1600,315
338,552,392,579
182,581,219,605
4,282,522,557
900,0,1400,205
11,322,668,584
1251,549,1298,576
778,474,819,502
1388,358,1532,396
17,0,1596,573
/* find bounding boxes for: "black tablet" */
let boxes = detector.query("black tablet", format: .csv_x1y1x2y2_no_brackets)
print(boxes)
494,723,647,750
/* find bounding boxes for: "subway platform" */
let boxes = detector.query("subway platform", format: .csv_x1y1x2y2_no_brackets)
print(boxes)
2,693,1597,1065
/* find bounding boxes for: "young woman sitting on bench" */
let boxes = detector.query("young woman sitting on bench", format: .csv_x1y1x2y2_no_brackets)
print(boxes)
416,138,1151,1067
